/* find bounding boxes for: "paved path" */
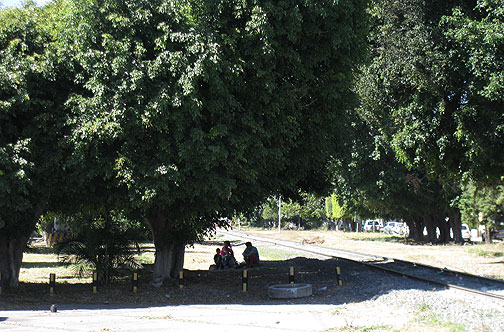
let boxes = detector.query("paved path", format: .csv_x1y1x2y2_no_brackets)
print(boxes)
1,303,373,332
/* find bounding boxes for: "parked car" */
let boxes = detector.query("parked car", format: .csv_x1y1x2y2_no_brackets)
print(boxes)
363,220,383,232
482,228,504,241
382,221,409,236
392,222,409,236
382,221,398,234
461,224,471,242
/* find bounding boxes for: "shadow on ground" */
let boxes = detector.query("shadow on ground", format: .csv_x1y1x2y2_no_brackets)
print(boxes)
1,256,466,311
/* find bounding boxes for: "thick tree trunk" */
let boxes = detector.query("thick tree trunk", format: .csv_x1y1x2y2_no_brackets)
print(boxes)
448,210,463,244
484,225,492,244
0,202,44,288
437,214,450,244
146,212,186,285
424,214,437,243
406,216,423,241
0,234,29,288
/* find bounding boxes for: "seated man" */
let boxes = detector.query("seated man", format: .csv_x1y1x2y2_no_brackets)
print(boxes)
242,242,259,268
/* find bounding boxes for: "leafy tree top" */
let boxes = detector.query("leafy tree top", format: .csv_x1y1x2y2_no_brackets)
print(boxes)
59,0,368,236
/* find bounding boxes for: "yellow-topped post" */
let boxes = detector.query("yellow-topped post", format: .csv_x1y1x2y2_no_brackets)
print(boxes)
242,269,248,293
178,271,184,289
92,272,98,293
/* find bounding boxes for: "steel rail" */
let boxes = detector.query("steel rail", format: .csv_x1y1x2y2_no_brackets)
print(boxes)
391,258,504,285
217,229,504,301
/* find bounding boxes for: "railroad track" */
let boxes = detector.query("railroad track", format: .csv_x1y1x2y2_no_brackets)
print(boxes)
217,229,504,301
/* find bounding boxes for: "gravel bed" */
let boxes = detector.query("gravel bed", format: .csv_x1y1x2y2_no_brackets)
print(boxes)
333,258,504,332
215,230,504,331
258,257,504,331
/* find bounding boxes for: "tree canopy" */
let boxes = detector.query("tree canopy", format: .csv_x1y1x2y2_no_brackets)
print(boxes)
357,0,503,183
1,0,369,285
0,2,74,287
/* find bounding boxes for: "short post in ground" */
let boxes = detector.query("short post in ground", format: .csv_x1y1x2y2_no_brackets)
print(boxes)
0,273,3,296
336,266,343,286
92,272,98,293
132,272,138,293
49,273,56,294
242,269,248,293
178,271,184,289
289,266,295,284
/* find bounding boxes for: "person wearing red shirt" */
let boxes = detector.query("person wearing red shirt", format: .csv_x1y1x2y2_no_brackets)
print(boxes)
220,241,237,267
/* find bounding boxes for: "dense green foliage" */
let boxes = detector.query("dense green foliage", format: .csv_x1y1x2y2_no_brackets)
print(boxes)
2,0,504,287
1,0,369,285
333,0,504,242
459,179,504,228
0,2,76,286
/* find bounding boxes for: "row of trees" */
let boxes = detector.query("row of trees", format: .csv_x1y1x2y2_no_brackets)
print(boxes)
2,0,503,289
244,0,504,242
0,0,368,287
328,0,504,242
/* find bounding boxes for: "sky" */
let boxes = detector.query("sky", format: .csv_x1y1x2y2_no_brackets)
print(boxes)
1,0,50,8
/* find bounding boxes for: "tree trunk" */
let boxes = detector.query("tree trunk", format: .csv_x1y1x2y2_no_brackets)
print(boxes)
484,225,492,244
0,202,44,288
146,212,186,284
406,216,423,241
448,210,463,244
437,214,450,244
424,214,437,243
0,234,29,288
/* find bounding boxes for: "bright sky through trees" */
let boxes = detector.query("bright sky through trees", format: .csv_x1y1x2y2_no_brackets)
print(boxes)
1,0,50,8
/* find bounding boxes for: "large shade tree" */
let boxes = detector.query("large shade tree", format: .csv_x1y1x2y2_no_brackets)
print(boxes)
0,2,73,287
59,0,368,283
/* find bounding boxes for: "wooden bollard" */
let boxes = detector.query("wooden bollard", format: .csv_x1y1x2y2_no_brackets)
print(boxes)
242,269,248,293
49,273,56,294
132,272,138,293
0,272,3,296
92,272,98,293
336,266,343,286
178,271,184,289
289,266,295,284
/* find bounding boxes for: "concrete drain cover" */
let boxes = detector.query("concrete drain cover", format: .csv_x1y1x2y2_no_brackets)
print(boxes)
267,283,313,299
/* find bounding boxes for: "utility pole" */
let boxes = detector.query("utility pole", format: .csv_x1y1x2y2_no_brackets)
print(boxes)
278,194,282,233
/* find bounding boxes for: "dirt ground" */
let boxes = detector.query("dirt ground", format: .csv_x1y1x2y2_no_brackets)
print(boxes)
3,229,503,307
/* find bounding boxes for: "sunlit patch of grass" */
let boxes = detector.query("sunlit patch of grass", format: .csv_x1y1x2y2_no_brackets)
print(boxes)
255,245,307,261
418,303,431,312
414,313,467,332
20,252,89,284
467,246,504,258
411,303,467,332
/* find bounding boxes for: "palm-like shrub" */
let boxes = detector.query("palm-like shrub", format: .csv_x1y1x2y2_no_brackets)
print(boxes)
55,213,142,284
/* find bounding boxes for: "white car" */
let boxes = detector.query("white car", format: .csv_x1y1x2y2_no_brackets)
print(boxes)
461,224,471,242
363,220,383,232
382,221,397,234
392,222,409,236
